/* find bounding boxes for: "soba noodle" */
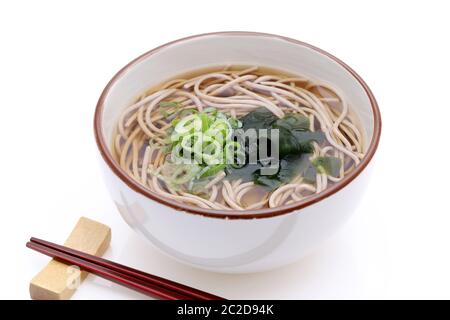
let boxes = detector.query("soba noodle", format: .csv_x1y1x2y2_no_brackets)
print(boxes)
112,66,365,211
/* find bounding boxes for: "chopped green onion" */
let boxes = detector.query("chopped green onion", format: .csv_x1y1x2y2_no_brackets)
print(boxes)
312,156,342,177
178,109,198,118
206,119,232,140
181,132,203,153
198,138,223,165
199,164,226,178
161,163,201,185
164,110,241,188
174,114,202,135
229,118,242,129
200,113,209,132
159,101,181,108
203,107,217,114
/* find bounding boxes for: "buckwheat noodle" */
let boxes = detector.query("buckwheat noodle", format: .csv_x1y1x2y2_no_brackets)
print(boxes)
112,66,365,212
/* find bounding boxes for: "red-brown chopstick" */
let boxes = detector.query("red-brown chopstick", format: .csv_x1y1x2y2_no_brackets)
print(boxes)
27,237,225,300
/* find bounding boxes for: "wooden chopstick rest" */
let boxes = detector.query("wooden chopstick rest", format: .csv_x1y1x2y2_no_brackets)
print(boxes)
29,217,111,300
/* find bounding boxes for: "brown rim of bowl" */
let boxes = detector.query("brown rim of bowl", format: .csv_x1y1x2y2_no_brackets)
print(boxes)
94,31,381,220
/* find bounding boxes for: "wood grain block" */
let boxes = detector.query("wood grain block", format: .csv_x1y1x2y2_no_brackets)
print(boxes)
29,217,111,300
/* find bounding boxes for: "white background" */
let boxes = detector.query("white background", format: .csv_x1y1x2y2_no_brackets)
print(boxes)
1,0,449,299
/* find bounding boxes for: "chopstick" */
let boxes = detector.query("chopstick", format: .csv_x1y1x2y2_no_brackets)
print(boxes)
27,237,225,300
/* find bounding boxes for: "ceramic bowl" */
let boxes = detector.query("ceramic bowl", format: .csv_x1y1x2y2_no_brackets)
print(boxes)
94,32,381,273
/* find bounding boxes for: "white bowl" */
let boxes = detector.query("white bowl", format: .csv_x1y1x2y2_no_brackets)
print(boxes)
94,32,381,273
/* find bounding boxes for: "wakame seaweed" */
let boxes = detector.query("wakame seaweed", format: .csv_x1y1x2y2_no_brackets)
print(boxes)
227,108,327,190
252,154,310,190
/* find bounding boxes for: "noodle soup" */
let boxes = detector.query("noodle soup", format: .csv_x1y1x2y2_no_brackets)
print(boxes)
112,66,365,211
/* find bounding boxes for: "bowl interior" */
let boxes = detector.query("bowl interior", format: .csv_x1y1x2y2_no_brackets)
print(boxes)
99,33,375,152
